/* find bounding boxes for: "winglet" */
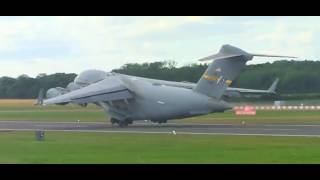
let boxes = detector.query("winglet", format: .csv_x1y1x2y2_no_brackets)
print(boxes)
268,78,279,94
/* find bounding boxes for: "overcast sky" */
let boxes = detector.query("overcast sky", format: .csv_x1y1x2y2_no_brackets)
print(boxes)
0,16,318,78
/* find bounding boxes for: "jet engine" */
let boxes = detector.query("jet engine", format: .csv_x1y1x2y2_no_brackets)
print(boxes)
46,87,69,99
66,82,82,91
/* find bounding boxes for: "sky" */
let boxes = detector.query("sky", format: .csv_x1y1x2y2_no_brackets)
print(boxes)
0,16,318,78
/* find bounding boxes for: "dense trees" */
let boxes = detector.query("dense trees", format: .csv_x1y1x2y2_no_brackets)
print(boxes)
113,61,207,82
235,60,320,94
0,60,319,98
114,60,320,94
0,73,76,98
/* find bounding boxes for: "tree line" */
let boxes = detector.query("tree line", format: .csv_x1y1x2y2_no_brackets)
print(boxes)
0,73,77,99
113,60,320,94
0,60,319,99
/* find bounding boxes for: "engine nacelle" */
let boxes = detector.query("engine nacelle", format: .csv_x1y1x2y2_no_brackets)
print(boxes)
66,82,82,91
46,87,69,99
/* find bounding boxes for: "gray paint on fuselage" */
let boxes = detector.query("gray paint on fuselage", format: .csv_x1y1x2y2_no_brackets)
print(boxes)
105,77,231,122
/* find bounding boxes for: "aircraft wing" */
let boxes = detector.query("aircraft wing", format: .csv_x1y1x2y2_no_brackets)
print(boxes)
43,76,133,105
130,74,279,96
226,78,279,95
227,88,272,94
120,74,197,89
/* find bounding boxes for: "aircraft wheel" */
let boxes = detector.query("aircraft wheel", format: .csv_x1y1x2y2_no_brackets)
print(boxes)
110,118,118,125
127,119,133,124
158,119,167,124
118,121,128,128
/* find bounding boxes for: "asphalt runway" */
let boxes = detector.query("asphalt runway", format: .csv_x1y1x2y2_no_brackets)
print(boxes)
1,121,320,137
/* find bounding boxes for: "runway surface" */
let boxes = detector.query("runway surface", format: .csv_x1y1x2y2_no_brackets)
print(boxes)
1,121,320,137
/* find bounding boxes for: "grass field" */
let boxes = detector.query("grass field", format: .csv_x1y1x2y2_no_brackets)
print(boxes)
0,99,320,163
2,131,320,163
0,99,106,121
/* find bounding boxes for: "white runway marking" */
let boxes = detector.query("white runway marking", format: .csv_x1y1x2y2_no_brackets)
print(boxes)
262,128,298,131
0,128,171,134
0,120,108,125
1,121,320,137
263,124,320,127
35,125,78,127
162,122,320,128
0,128,318,138
3,120,320,128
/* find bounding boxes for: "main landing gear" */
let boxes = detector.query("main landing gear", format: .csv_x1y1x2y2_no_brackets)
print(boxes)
151,119,167,124
158,119,167,124
110,118,132,127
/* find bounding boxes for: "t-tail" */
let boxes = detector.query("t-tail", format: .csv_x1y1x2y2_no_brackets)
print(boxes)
194,44,296,99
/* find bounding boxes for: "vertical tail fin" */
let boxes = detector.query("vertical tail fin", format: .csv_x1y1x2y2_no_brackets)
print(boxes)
194,45,294,99
194,45,253,99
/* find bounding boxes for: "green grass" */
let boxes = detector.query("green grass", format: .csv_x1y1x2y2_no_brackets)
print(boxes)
0,101,319,124
0,109,107,121
0,100,108,122
1,131,320,163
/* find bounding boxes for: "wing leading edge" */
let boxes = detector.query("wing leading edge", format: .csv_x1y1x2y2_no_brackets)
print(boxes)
43,76,133,105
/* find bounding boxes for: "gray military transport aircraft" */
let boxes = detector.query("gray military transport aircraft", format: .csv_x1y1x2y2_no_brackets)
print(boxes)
37,45,295,127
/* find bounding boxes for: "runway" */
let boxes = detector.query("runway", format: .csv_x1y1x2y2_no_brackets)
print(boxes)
1,121,320,137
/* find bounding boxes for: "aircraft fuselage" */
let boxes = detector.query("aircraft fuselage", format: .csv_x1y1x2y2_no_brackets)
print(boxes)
102,77,232,123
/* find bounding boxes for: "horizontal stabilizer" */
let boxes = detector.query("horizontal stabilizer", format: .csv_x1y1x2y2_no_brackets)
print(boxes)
251,54,297,59
199,54,244,62
199,47,297,62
